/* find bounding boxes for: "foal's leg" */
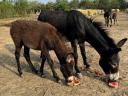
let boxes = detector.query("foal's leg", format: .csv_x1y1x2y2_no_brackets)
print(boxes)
15,45,22,76
40,54,46,77
41,48,60,82
71,41,82,77
79,43,90,68
24,46,38,74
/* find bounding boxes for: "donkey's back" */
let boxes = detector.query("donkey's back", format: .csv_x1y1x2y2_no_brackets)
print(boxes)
10,20,59,50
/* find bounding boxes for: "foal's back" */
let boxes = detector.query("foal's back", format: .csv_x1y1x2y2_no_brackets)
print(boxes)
10,20,60,50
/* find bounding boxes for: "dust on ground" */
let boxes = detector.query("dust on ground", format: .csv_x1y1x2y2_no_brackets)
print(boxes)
0,13,128,96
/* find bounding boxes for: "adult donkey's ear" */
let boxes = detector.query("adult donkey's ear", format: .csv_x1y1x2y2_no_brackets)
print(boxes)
117,38,127,48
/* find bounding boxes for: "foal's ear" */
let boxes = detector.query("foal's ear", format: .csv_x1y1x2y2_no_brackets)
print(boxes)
117,38,127,48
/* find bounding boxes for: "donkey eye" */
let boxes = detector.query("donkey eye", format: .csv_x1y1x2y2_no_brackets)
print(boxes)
111,64,117,68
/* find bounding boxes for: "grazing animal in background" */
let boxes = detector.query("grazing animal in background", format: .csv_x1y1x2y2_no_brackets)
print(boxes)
10,20,77,82
104,9,113,27
38,10,127,81
112,12,118,25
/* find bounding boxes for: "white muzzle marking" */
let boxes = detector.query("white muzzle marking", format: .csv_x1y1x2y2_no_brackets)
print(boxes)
109,72,119,80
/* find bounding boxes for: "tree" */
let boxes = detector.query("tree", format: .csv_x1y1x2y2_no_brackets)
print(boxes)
69,0,79,9
46,2,55,10
98,0,111,9
0,0,15,18
118,0,127,9
55,0,70,10
110,0,120,9
79,0,94,9
14,0,28,16
28,1,44,13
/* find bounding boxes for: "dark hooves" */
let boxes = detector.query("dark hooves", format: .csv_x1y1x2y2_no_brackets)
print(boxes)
32,68,38,74
86,64,90,69
18,72,23,77
55,77,61,83
39,73,46,78
76,73,83,78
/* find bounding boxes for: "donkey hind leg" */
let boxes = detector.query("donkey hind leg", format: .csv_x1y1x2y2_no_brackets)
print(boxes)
40,54,46,77
107,17,109,27
105,18,107,26
71,41,82,78
41,49,60,82
24,46,38,74
15,45,23,77
110,17,112,27
79,43,90,68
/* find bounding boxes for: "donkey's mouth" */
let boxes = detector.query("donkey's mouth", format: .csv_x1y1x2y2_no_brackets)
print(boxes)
106,72,119,81
67,76,80,86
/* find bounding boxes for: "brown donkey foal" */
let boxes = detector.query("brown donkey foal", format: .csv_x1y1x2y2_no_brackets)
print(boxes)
10,20,79,84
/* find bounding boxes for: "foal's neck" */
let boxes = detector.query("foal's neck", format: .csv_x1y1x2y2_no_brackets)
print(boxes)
54,41,69,63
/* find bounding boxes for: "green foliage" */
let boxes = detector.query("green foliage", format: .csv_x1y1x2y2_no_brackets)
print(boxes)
0,1,15,18
0,0,127,19
79,0,97,9
14,0,28,16
69,0,79,9
55,0,70,11
46,2,55,10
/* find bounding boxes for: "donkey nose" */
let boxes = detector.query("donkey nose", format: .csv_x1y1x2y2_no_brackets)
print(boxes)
109,72,119,80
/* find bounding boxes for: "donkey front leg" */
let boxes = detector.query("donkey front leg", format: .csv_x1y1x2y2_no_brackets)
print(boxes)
71,41,82,77
41,49,60,82
79,43,90,69
40,54,46,77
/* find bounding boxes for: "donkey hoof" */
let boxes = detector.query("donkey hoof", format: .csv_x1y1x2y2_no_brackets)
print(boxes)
55,77,61,83
40,73,46,78
86,65,90,69
18,72,23,77
57,79,62,83
77,73,83,78
32,69,38,74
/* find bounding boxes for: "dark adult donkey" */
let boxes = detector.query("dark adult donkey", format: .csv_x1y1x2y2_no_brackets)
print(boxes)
104,9,113,27
10,20,77,82
38,10,127,81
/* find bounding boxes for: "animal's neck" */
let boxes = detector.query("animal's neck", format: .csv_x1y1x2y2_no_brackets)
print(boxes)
54,42,69,63
87,33,110,56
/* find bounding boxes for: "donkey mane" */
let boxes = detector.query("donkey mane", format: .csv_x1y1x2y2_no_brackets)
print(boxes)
91,19,117,48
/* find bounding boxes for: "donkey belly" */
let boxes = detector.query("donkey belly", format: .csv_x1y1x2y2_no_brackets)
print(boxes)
22,38,41,50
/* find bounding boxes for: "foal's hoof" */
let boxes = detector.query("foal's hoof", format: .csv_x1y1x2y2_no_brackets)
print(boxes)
76,73,83,78
39,73,46,78
80,65,90,71
86,64,90,69
57,79,62,83
41,74,46,78
18,72,23,77
55,77,61,83
32,69,38,74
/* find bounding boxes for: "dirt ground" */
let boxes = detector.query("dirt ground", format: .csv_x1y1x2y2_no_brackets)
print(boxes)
0,12,128,96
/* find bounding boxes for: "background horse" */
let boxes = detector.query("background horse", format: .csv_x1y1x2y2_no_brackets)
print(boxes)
112,12,118,25
10,20,76,82
104,9,113,27
38,10,127,81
